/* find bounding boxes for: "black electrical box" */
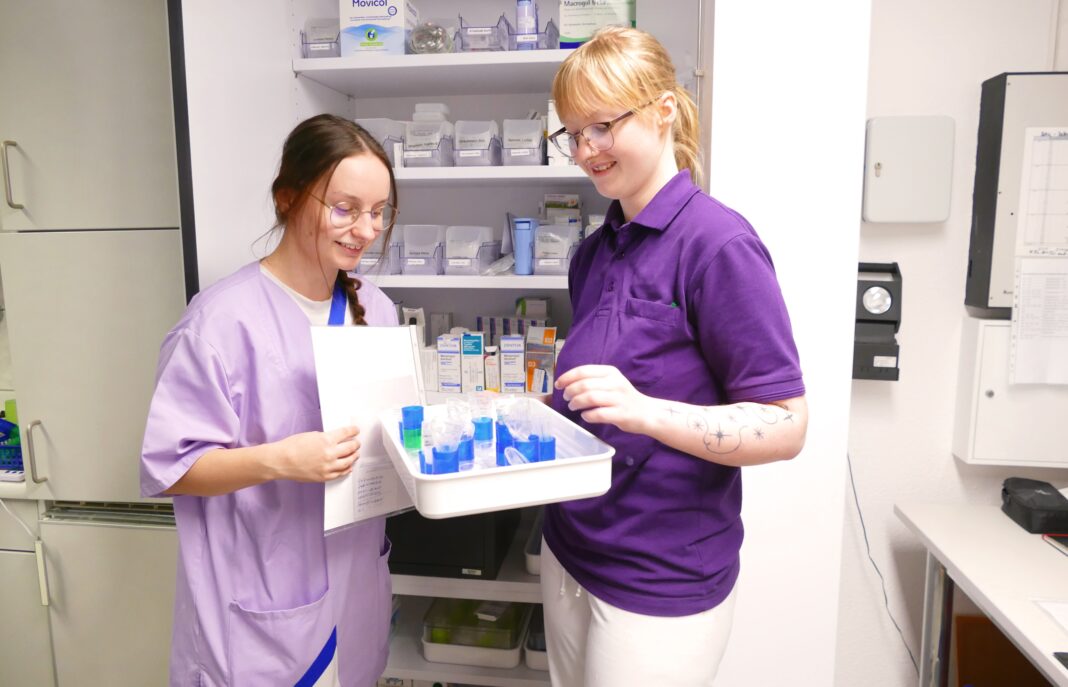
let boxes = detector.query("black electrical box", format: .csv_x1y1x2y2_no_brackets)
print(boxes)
385,508,521,579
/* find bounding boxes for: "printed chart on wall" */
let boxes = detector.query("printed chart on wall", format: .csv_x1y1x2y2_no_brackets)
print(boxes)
311,325,424,531
1010,127,1068,385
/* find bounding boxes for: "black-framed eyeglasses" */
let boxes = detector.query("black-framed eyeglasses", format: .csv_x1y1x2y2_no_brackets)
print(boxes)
547,98,658,159
311,195,396,230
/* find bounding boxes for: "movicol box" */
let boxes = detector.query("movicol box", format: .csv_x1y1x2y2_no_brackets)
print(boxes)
461,332,486,393
499,335,527,394
484,345,501,392
339,0,419,56
525,326,558,394
436,333,462,394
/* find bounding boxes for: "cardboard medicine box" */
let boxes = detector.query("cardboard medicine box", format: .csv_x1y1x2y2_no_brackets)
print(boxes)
525,326,557,394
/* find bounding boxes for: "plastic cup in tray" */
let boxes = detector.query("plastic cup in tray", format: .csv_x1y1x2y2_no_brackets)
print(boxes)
380,400,613,519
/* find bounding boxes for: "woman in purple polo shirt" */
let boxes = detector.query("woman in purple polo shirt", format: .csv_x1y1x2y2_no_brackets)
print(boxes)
141,115,399,686
543,27,808,686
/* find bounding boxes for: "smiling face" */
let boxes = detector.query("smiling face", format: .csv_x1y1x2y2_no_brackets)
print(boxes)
561,96,677,220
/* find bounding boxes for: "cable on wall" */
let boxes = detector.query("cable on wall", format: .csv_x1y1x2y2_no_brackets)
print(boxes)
846,452,920,676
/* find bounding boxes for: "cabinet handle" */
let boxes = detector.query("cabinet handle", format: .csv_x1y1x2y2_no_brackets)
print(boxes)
25,420,48,484
1,140,25,210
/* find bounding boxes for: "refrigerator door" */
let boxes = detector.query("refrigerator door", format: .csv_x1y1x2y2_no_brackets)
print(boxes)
41,515,177,687
0,229,185,501
0,550,56,686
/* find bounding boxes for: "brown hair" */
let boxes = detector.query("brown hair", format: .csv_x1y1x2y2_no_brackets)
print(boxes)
271,114,398,325
551,26,702,186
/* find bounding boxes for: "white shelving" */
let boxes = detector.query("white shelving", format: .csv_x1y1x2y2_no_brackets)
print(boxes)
363,274,567,290
293,50,572,98
385,596,549,687
394,166,588,187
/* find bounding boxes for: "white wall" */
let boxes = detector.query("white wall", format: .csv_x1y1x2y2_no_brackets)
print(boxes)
836,2,1066,686
708,1,871,685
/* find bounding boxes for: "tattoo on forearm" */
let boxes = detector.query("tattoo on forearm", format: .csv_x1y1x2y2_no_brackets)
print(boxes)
668,401,791,455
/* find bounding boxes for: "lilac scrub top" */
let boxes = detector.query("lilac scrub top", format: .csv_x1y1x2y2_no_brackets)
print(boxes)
141,262,398,686
544,170,805,617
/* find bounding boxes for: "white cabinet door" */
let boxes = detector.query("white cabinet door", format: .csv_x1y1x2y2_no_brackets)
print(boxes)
0,0,179,231
41,520,177,687
0,550,57,687
0,229,185,501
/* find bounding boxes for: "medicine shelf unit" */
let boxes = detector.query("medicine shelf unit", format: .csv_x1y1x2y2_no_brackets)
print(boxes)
364,275,568,290
293,49,572,97
394,166,588,186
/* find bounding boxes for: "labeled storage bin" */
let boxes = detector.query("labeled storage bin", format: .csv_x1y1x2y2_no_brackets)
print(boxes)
534,223,580,275
356,231,403,275
401,225,446,275
453,120,502,166
502,119,546,166
300,18,340,58
380,401,614,519
445,225,501,275
508,17,560,51
404,120,454,168
457,14,511,52
525,605,548,671
355,118,405,167
422,598,533,668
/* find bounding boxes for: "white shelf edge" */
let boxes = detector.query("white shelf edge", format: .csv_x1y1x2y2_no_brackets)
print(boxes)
295,49,571,75
385,596,550,687
391,507,542,603
361,275,567,290
393,166,588,184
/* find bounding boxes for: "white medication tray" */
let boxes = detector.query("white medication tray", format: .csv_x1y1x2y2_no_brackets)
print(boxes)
380,401,613,519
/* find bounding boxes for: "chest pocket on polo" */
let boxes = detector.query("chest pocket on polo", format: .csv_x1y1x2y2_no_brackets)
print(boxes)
608,297,685,390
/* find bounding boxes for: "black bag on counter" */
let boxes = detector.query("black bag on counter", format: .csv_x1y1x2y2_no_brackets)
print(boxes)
1001,478,1068,534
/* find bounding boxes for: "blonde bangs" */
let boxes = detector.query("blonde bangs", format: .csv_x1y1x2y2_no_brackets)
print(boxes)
551,28,662,123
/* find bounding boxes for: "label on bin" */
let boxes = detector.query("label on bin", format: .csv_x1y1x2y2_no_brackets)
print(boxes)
458,150,482,157
404,151,432,159
309,43,331,51
406,258,427,266
509,148,533,157
516,34,537,43
466,27,492,35
538,259,562,266
449,258,472,267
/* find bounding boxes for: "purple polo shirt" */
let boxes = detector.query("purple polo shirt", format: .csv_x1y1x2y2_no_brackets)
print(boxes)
544,170,804,617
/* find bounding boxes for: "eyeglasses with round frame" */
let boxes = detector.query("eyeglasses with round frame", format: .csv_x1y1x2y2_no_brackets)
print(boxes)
547,97,659,159
311,195,396,230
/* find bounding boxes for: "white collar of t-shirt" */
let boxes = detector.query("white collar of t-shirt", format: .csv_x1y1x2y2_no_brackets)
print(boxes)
260,264,353,326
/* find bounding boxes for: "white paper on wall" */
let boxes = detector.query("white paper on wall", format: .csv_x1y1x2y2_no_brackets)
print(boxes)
1010,128,1068,385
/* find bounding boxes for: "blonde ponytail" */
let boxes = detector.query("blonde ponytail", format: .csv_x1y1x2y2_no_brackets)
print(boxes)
672,85,702,187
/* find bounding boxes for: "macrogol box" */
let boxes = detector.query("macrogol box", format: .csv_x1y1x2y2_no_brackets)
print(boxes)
461,332,486,393
525,326,558,394
339,0,419,56
436,333,461,394
499,335,526,394
559,0,634,49
484,345,501,393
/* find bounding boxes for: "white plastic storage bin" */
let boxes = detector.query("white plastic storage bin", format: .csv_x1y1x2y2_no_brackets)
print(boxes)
457,14,511,51
445,225,501,275
453,120,502,166
534,223,580,275
380,401,613,518
356,231,402,275
301,18,340,58
355,118,405,167
401,224,446,275
502,119,546,166
403,120,454,167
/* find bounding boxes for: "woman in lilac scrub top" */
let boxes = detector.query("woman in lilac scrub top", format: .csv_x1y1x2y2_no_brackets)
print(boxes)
542,28,809,687
141,114,400,686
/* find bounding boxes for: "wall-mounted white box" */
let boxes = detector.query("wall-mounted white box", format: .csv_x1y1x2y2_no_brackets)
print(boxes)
862,115,954,223
953,317,1068,467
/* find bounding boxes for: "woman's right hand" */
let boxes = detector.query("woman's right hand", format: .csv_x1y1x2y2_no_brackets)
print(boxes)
272,425,361,483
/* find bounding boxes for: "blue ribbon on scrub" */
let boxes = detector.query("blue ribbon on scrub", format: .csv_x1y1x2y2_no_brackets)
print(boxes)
328,280,347,326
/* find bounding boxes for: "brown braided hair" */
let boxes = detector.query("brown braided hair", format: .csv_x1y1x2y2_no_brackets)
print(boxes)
270,114,398,325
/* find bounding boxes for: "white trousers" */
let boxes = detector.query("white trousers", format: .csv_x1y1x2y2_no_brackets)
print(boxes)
540,539,737,687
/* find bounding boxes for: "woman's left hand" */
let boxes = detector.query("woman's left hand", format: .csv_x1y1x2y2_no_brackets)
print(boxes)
554,364,654,434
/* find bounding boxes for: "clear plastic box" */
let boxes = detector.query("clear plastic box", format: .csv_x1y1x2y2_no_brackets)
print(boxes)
508,17,559,51
502,119,546,166
356,118,405,167
422,599,533,668
534,223,580,275
356,231,403,275
404,121,454,168
300,18,340,58
445,225,501,275
453,120,502,166
401,225,446,275
457,14,511,52
380,401,614,519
